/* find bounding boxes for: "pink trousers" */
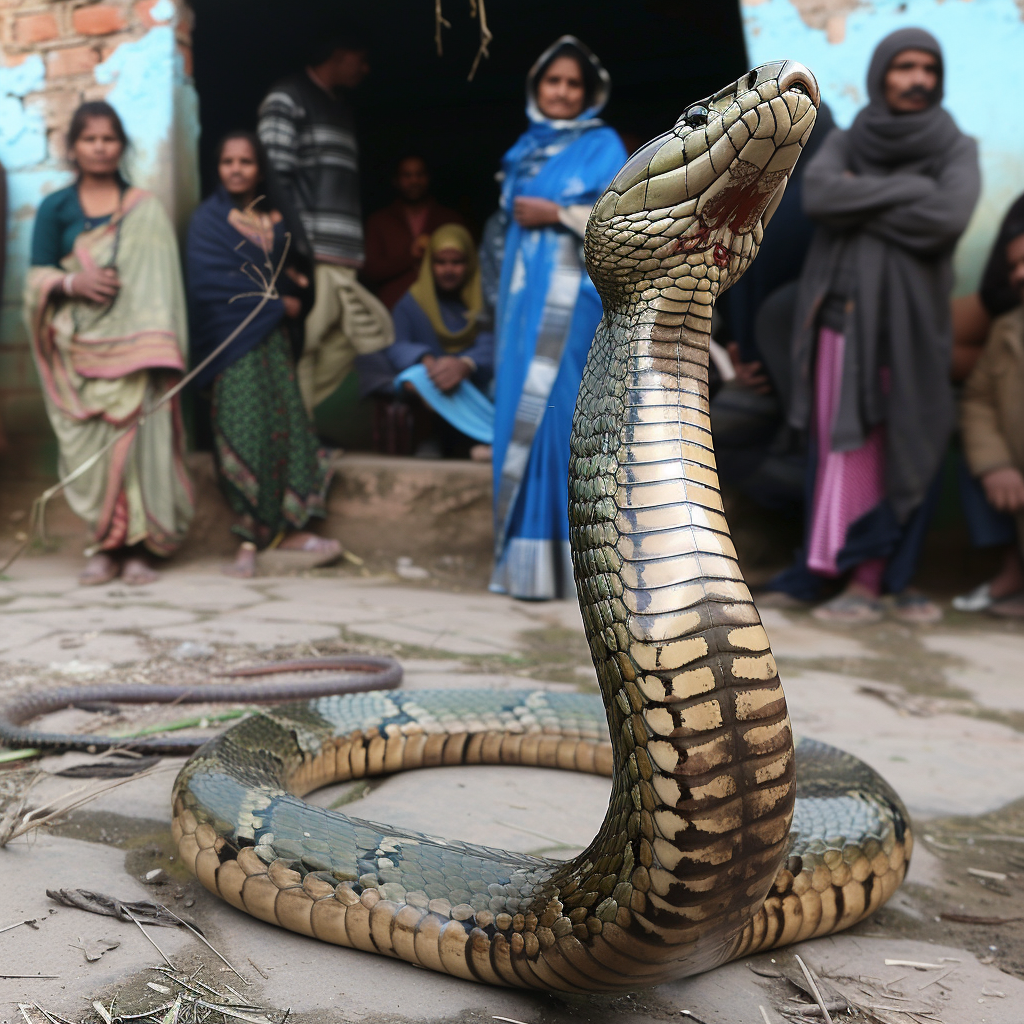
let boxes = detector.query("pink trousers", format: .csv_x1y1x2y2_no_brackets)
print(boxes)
806,328,886,588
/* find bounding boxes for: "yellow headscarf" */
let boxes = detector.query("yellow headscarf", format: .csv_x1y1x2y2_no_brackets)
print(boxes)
407,223,483,353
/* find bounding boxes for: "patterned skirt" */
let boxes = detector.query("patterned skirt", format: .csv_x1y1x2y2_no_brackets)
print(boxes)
212,331,333,546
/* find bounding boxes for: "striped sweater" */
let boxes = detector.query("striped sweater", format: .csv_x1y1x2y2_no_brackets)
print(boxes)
257,72,364,266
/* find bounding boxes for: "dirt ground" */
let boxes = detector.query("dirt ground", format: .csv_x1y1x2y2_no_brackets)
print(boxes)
2,553,1024,1023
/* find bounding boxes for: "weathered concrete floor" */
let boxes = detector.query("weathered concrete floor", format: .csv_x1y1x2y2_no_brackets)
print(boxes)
2,554,1024,1022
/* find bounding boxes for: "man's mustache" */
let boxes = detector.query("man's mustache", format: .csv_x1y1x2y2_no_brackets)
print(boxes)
900,84,938,104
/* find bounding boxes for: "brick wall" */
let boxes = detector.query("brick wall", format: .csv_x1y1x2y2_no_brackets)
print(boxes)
0,0,197,477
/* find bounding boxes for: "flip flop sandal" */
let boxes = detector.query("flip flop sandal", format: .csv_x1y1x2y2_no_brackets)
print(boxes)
811,593,884,625
892,592,943,624
123,563,160,586
78,558,120,587
952,583,994,613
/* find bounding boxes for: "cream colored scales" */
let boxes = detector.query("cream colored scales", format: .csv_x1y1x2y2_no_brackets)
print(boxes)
173,63,913,991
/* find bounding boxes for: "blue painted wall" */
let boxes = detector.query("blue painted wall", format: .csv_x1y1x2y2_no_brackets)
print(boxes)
742,0,1024,291
0,0,198,449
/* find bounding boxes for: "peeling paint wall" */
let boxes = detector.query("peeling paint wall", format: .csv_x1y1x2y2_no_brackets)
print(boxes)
742,0,1024,293
0,0,199,469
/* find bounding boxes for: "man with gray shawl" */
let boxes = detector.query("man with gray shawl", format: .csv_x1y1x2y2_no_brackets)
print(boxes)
767,27,980,624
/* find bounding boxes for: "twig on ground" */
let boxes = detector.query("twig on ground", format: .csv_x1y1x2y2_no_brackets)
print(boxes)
0,748,42,765
940,911,1024,925
917,967,956,991
125,909,175,969
967,866,1007,881
794,954,834,1024
156,902,247,983
0,763,174,846
0,918,36,936
247,959,268,980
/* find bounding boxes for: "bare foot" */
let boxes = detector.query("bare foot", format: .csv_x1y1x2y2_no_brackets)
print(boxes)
122,556,159,586
79,552,120,587
990,547,1024,600
469,444,492,463
223,542,257,578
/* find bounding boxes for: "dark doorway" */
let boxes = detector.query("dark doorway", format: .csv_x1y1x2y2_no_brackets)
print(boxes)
189,0,748,230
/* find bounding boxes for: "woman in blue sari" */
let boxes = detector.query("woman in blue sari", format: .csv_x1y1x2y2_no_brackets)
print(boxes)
490,36,627,600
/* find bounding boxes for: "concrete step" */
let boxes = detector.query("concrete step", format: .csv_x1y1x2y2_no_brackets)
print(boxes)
0,453,496,576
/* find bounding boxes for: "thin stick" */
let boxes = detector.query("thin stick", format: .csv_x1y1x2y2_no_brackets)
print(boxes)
794,954,834,1024
434,0,451,55
759,1008,773,1024
467,0,492,80
247,959,268,980
0,763,175,847
156,902,247,983
2,976,58,980
124,908,175,969
0,919,32,936
0,749,42,765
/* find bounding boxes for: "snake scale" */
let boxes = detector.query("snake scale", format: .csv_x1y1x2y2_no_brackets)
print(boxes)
171,62,912,991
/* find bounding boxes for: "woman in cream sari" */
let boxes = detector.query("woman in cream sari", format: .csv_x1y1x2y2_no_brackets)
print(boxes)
26,102,193,585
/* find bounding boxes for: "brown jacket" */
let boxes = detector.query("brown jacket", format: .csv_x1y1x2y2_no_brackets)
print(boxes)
961,306,1024,477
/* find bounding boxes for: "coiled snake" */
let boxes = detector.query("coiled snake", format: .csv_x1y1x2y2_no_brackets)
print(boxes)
170,62,912,991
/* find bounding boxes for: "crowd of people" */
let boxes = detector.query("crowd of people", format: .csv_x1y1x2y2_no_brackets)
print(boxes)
20,25,1024,620
713,27,1024,624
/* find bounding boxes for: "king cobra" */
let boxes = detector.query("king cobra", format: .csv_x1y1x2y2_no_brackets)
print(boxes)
172,62,912,991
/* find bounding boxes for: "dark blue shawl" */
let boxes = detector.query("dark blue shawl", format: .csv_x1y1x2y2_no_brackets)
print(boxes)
186,186,287,389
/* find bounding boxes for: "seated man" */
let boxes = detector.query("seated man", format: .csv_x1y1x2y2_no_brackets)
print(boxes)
371,224,494,458
362,155,465,309
959,220,1024,616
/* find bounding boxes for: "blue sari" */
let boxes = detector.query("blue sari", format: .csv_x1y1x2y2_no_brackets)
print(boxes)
490,49,626,600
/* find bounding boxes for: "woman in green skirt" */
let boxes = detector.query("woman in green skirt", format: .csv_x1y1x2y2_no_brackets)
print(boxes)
186,131,339,577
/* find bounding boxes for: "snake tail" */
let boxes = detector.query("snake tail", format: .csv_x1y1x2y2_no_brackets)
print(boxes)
172,62,912,991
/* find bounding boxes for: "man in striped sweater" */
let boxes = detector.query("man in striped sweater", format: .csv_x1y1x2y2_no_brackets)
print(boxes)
258,33,393,415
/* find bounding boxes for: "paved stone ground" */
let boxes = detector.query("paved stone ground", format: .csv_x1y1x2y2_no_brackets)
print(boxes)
2,553,1024,1023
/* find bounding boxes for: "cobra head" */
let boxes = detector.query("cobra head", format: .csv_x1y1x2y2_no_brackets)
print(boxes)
585,61,820,326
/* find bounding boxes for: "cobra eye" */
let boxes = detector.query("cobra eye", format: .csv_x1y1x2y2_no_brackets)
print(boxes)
683,105,709,128
788,83,808,95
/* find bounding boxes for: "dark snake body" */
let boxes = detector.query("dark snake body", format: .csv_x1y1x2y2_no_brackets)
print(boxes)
170,63,912,991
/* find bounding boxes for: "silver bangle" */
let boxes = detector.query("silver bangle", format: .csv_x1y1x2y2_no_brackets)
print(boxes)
62,273,76,296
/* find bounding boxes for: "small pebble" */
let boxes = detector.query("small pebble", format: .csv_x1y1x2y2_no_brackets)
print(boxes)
144,868,166,884
184,898,195,908
171,641,215,661
395,556,430,580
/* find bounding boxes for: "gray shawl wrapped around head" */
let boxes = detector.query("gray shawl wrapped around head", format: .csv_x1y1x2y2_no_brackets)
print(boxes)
788,27,981,522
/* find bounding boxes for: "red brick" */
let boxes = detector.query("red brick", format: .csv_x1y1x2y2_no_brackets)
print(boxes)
134,0,161,28
14,12,59,44
73,4,127,36
47,44,100,78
